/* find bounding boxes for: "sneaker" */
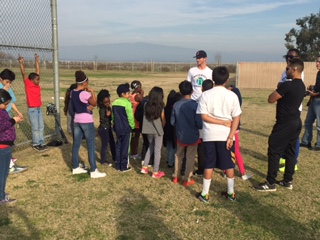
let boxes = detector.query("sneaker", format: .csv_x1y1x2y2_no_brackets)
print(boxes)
167,164,174,168
276,180,293,190
131,154,141,160
197,192,209,204
32,145,41,152
8,165,28,174
90,169,106,178
221,191,237,201
279,164,298,173
140,167,148,174
72,167,88,175
254,181,276,192
121,167,132,173
11,158,17,163
152,171,165,179
172,177,180,183
40,145,48,151
279,158,286,165
193,170,203,177
0,198,17,204
101,162,112,167
183,179,196,187
241,173,252,181
79,162,88,170
300,142,311,149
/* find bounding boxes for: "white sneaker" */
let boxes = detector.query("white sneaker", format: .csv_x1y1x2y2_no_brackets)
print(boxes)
90,169,106,178
72,167,87,175
241,173,252,181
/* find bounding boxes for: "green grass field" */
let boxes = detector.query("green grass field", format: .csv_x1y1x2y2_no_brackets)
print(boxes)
1,70,319,239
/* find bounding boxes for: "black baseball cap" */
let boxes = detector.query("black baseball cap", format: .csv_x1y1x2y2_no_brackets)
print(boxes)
194,50,207,59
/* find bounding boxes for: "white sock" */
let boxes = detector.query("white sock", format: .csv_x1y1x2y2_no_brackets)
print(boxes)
201,178,211,195
9,159,14,168
227,177,235,194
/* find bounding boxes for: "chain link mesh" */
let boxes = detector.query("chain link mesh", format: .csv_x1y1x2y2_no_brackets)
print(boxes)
0,0,55,148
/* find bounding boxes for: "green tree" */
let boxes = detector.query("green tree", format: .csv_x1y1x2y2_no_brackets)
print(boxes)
285,12,320,61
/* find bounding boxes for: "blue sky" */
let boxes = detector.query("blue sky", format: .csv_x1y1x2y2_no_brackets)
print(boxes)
57,0,319,61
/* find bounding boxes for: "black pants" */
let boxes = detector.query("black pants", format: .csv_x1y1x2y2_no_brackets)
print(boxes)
267,119,301,184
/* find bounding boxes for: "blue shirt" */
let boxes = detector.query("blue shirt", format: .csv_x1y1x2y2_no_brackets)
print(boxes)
0,83,16,114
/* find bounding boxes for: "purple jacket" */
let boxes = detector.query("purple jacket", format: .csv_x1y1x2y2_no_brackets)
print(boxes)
0,109,16,146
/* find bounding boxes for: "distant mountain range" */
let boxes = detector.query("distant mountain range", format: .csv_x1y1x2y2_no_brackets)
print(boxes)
58,42,282,63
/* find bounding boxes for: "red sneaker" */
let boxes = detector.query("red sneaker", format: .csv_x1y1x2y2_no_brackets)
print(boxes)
183,179,195,187
152,171,165,179
172,177,180,183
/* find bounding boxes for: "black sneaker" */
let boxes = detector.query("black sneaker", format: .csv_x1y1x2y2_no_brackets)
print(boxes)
300,143,311,149
311,147,320,151
121,167,132,173
221,191,237,201
32,145,41,152
197,192,209,204
276,180,293,190
39,145,48,152
254,181,276,192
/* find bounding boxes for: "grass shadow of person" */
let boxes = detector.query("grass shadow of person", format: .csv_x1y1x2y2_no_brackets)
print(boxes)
115,189,184,240
0,205,41,240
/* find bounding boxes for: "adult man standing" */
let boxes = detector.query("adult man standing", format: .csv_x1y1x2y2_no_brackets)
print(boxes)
255,58,305,192
300,56,320,151
187,50,213,101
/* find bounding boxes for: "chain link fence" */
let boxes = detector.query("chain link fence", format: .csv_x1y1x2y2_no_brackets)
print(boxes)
0,0,56,148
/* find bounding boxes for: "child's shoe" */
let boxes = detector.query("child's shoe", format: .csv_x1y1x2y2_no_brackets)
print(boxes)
90,169,106,178
72,167,87,175
197,192,209,203
279,164,298,173
221,191,236,201
152,171,165,179
279,158,286,165
241,173,252,180
183,179,195,186
172,177,180,183
140,167,148,174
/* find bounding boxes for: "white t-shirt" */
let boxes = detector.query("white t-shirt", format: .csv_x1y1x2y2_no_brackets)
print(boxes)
187,66,213,101
196,86,242,142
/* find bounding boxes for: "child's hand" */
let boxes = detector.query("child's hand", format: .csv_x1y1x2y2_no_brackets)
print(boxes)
224,120,232,128
13,115,23,123
226,138,234,150
18,55,24,63
106,110,111,116
87,105,94,111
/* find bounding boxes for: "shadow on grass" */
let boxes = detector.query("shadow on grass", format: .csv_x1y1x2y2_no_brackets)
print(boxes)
0,205,41,240
241,127,270,138
115,189,183,240
241,147,268,162
221,191,319,239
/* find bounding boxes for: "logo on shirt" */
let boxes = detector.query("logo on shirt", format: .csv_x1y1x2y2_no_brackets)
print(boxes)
194,74,207,86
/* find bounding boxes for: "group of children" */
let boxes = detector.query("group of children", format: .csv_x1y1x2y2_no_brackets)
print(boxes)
0,54,248,204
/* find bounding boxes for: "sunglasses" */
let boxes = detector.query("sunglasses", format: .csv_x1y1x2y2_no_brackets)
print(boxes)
286,67,297,71
285,55,298,60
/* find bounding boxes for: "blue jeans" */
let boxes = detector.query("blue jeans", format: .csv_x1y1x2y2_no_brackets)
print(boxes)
72,122,96,172
166,140,176,166
0,147,11,200
28,107,45,146
301,98,320,148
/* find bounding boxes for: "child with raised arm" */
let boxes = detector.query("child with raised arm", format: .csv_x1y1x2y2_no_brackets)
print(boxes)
18,54,47,152
197,66,241,203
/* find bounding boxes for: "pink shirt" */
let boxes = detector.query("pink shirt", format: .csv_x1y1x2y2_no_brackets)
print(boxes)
74,91,94,123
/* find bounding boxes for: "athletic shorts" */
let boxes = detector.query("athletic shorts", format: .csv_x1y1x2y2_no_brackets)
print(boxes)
203,141,236,170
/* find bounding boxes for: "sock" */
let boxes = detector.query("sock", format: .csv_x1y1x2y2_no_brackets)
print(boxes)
201,178,211,196
227,177,235,194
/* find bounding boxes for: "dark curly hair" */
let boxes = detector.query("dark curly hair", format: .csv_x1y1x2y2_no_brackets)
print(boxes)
97,89,110,108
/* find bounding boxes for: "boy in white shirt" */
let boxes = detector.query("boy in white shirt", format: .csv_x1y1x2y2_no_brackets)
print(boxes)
196,66,241,202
